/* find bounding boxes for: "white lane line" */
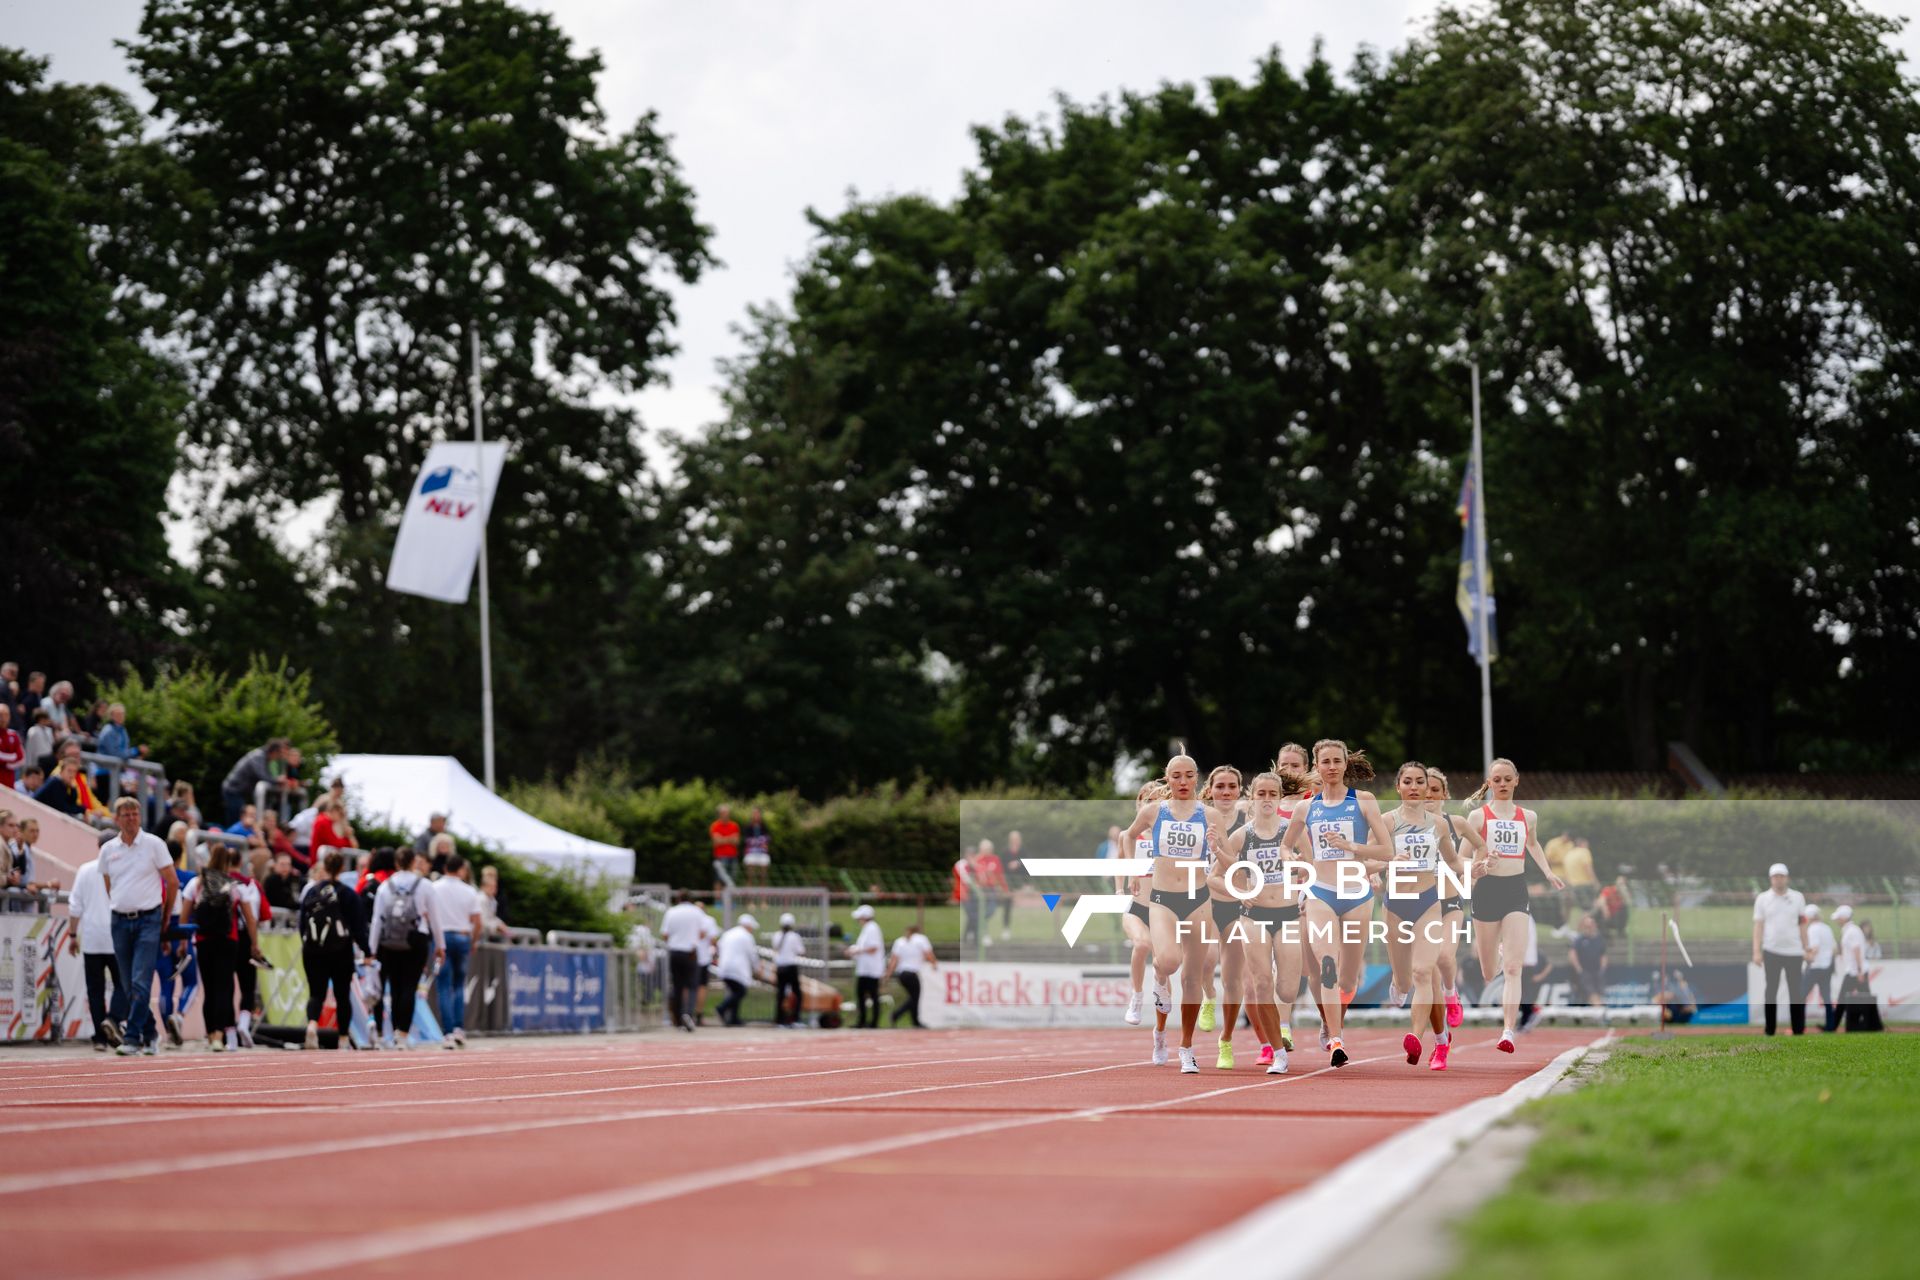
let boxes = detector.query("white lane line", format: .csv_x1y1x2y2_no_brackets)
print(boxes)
121,1050,1398,1280
0,1050,1080,1194
1114,1034,1611,1280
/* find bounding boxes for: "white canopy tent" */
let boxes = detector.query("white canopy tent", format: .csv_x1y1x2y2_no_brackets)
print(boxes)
322,754,634,883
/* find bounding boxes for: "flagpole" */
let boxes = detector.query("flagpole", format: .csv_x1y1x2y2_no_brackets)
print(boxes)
1471,361,1493,768
469,325,497,792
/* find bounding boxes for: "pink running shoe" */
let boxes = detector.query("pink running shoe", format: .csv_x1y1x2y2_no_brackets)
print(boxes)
1403,1033,1421,1065
1496,1032,1516,1054
1258,1043,1275,1067
1429,1041,1450,1071
1445,990,1463,1028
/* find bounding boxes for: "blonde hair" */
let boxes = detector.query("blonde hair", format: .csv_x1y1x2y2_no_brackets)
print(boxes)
1310,738,1376,785
1428,768,1453,800
1464,758,1518,809
1136,779,1171,805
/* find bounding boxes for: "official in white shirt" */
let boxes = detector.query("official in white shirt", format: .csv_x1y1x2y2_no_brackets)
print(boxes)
885,923,938,1027
431,854,485,1048
1833,905,1875,1031
64,857,121,1050
1752,862,1809,1036
845,904,885,1029
1802,904,1839,1032
769,913,808,1027
98,797,177,1055
659,891,710,1031
694,911,720,1028
714,914,764,1026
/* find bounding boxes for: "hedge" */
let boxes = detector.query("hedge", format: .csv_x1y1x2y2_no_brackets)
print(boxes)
351,820,624,938
1527,798,1920,884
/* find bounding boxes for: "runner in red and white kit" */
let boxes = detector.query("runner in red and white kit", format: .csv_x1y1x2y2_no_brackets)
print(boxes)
1466,758,1564,1052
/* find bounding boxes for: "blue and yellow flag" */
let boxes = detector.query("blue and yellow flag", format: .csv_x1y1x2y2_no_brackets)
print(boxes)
1456,460,1498,662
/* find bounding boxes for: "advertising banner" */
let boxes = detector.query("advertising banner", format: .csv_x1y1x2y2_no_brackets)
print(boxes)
0,913,83,1041
505,947,606,1032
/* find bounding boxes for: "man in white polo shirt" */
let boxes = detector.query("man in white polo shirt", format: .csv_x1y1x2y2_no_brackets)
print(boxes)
845,904,885,1029
659,890,708,1031
98,797,177,1056
431,853,485,1048
1752,862,1808,1036
886,923,938,1027
714,913,763,1026
64,854,121,1050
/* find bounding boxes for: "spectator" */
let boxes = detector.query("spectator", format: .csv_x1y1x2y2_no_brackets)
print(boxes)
742,807,772,887
368,847,444,1048
34,756,85,817
1567,914,1609,1006
694,909,719,1026
261,808,304,873
1562,837,1598,908
412,813,449,859
228,845,272,1045
178,843,260,1051
660,890,708,1032
1543,830,1574,879
15,818,41,891
0,662,18,720
42,680,80,741
427,831,454,878
1096,825,1121,860
220,738,288,824
476,864,507,938
14,765,42,798
952,847,979,948
973,839,1007,945
299,849,369,1051
1833,906,1880,1032
80,697,108,737
264,851,301,911
846,904,885,1029
887,923,937,1027
1861,919,1882,962
1596,876,1631,938
309,797,356,867
65,852,120,1050
169,781,202,828
1752,862,1808,1037
18,670,45,720
94,703,144,765
154,841,199,1049
431,854,484,1048
243,832,272,882
714,913,763,1026
99,796,177,1056
710,803,740,893
770,911,807,1027
53,738,109,819
0,704,22,790
2,809,29,897
226,803,259,841
1804,904,1839,1033
24,708,54,776
1657,969,1697,1024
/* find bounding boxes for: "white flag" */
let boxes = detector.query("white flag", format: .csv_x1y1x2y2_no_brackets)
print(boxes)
386,440,507,604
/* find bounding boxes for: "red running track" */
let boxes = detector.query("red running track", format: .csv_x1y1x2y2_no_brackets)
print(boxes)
0,1026,1600,1279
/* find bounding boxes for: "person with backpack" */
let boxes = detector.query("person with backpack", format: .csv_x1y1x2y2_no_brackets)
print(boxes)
177,844,262,1052
300,849,369,1050
367,847,444,1048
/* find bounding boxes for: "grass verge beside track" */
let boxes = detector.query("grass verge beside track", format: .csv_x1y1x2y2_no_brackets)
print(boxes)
1448,1033,1918,1280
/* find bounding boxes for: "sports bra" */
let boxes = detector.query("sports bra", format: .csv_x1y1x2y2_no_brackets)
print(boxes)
1243,827,1288,885
1304,789,1366,862
1482,804,1530,860
1390,814,1442,874
1151,803,1208,861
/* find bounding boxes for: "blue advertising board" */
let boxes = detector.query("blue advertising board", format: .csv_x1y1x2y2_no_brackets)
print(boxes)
505,947,607,1032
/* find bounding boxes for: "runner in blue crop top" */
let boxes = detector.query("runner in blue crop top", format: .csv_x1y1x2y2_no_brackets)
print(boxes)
1118,754,1214,1074
1279,739,1389,1068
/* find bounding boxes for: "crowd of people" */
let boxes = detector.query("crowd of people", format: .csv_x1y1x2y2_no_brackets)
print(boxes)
63,791,513,1055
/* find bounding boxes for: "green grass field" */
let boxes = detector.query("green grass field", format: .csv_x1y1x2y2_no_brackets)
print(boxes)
1448,1033,1919,1280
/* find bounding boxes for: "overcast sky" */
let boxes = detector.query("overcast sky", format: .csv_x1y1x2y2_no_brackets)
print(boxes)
9,0,1920,473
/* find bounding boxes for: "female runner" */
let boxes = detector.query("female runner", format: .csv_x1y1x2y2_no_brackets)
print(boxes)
1118,755,1212,1074
1119,782,1173,1064
1465,758,1564,1051
1380,762,1464,1069
1426,767,1480,1029
1224,770,1306,1074
1281,739,1389,1068
1271,742,1335,1052
1202,764,1263,1069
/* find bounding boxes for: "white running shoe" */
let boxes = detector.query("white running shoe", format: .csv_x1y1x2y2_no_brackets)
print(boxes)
235,1025,255,1049
1389,981,1404,1008
1318,1024,1331,1052
303,1023,319,1051
1266,1047,1290,1075
1124,992,1144,1026
1151,1030,1169,1066
1152,977,1172,1015
1179,1047,1200,1074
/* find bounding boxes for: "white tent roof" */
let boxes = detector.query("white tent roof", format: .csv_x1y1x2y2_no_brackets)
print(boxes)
322,754,633,883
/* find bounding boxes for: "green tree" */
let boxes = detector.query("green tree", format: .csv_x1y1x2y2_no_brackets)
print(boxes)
1351,0,1920,769
127,0,712,775
0,49,181,678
